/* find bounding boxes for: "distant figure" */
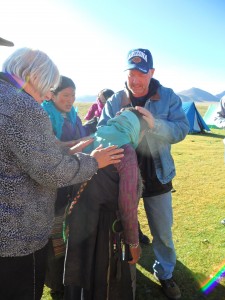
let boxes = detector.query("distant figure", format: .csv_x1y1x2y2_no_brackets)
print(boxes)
214,95,225,128
84,88,114,121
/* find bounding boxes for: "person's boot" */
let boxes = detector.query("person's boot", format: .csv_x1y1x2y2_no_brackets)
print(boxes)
159,278,181,299
154,273,181,300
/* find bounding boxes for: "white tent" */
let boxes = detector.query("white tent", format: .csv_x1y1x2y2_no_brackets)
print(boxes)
203,104,220,128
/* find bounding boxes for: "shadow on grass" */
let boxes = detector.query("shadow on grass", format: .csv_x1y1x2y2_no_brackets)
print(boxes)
189,131,225,139
136,244,225,300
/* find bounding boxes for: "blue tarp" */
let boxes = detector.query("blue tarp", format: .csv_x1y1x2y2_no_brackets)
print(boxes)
182,102,210,133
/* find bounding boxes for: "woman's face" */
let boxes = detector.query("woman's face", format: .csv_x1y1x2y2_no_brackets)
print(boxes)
52,87,76,112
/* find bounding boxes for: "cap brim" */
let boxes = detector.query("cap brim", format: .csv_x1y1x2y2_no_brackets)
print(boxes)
124,64,148,74
0,37,14,47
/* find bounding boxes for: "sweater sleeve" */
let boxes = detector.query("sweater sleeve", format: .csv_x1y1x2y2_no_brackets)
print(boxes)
7,104,98,188
115,144,139,244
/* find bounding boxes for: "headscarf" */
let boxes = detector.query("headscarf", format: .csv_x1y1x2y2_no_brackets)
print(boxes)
42,100,77,139
84,110,140,153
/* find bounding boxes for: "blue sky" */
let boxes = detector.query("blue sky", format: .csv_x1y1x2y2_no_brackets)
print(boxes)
1,0,225,97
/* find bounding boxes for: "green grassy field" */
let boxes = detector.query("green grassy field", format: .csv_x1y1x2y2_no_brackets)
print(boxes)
42,103,225,300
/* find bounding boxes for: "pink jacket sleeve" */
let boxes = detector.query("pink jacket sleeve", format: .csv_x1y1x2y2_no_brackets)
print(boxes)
84,103,98,120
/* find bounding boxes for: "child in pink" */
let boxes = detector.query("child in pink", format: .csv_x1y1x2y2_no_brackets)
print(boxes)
84,88,114,121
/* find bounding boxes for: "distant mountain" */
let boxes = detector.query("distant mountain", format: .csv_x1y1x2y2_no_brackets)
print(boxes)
76,95,96,103
76,87,224,103
215,91,225,99
178,87,220,102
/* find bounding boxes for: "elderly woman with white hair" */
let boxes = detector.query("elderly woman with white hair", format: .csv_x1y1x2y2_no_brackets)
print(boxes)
0,47,124,300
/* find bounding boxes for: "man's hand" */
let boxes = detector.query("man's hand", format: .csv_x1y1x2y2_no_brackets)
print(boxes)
129,245,142,264
135,106,155,129
90,145,124,169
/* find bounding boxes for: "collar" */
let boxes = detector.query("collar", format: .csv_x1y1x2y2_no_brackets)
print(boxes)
0,72,23,90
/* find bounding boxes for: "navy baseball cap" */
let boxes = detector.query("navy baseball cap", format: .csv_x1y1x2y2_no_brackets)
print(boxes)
0,37,14,47
124,48,153,74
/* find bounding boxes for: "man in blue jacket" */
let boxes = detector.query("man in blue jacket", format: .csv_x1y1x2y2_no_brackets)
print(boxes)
98,48,190,300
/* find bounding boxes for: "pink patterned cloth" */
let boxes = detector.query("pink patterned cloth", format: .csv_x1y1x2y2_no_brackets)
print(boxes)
115,144,139,244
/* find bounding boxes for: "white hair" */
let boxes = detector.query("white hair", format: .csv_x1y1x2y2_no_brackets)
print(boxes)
2,47,60,97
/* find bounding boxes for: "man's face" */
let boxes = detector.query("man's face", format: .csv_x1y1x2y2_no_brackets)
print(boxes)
126,69,155,97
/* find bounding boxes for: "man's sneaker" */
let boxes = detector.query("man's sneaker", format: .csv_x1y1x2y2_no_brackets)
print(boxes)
158,277,181,299
221,219,225,225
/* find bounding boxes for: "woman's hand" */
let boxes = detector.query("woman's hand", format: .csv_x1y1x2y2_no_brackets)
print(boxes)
135,106,155,129
57,136,92,149
90,145,124,169
129,245,142,265
68,138,94,154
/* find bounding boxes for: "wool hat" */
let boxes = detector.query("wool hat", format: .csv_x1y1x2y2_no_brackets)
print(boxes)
0,37,14,47
124,48,153,74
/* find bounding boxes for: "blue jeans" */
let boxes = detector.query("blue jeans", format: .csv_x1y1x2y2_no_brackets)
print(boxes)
143,191,176,280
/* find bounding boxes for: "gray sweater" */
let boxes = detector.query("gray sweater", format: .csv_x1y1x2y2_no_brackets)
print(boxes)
0,78,98,257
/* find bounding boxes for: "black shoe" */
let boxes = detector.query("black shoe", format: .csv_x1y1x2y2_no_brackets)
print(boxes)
139,234,150,245
157,277,181,300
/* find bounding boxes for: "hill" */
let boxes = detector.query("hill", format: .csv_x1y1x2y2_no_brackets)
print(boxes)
76,95,96,103
77,87,224,103
178,87,219,102
215,91,225,99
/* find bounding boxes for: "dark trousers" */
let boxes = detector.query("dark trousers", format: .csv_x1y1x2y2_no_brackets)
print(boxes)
0,244,48,300
45,240,65,293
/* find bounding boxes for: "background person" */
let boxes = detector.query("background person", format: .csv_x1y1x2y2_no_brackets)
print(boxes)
98,48,190,300
214,95,225,128
42,75,94,300
84,88,115,134
42,76,93,142
0,47,124,300
84,88,114,121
